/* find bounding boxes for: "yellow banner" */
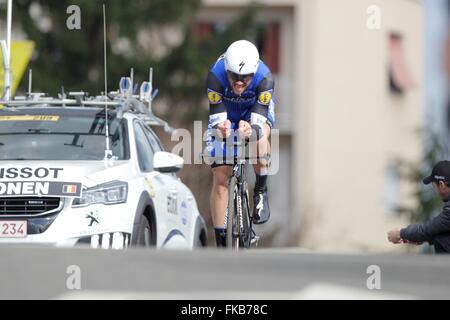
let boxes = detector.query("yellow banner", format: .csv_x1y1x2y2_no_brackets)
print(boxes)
0,41,35,96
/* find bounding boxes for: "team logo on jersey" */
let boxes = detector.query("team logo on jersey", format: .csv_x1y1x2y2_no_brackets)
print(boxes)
258,91,272,105
207,90,222,104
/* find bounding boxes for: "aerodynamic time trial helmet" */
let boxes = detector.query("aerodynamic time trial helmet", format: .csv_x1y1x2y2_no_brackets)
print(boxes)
224,40,260,82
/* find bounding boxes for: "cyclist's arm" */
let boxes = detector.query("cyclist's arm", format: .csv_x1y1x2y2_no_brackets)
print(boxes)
206,71,227,129
400,204,450,244
250,72,274,139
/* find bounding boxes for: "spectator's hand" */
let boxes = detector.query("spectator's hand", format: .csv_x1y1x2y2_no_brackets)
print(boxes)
238,120,252,139
388,229,402,244
216,120,231,139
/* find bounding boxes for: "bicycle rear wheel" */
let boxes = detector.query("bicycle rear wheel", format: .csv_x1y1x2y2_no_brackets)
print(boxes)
240,185,252,248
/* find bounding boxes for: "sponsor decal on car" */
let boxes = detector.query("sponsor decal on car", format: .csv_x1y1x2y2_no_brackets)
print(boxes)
0,167,82,197
145,178,156,198
0,167,63,179
0,181,83,197
79,228,110,236
63,184,78,194
167,190,178,215
180,201,188,225
86,211,100,227
0,115,60,121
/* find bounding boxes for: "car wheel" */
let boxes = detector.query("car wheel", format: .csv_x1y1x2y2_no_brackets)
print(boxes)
194,228,207,248
193,216,207,248
134,215,153,247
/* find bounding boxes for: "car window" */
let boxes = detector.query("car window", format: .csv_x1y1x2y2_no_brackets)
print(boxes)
141,123,178,177
0,109,129,160
134,121,154,172
142,124,164,152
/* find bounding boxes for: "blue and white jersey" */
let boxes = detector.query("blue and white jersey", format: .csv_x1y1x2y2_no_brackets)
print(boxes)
206,55,275,130
205,55,275,160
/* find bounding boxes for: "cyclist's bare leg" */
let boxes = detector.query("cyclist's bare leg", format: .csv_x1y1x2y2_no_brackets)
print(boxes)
253,123,271,174
211,165,232,228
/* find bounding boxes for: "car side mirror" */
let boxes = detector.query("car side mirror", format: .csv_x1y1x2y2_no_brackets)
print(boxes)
153,151,184,173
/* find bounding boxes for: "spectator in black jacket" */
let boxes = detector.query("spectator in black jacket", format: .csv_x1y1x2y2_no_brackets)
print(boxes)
388,161,450,253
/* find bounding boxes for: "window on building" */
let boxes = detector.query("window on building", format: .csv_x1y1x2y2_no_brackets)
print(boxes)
256,22,280,74
194,22,214,39
389,34,413,94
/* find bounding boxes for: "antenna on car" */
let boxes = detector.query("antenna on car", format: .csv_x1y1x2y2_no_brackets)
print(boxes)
27,69,32,96
102,4,113,160
130,68,134,94
1,0,12,100
148,68,153,110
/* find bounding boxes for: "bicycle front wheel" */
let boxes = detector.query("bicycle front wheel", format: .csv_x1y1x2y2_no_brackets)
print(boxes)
226,176,239,250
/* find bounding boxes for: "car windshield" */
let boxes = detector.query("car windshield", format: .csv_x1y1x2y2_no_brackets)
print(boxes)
0,107,129,160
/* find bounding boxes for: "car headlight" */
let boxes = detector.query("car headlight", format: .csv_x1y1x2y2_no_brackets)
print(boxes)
72,181,128,207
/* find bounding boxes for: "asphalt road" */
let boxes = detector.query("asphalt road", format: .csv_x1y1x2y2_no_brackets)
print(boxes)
1,246,449,300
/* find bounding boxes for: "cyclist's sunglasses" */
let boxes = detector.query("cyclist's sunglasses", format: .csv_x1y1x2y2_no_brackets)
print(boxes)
227,71,254,83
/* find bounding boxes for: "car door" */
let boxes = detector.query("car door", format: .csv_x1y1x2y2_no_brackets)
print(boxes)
134,121,170,247
142,124,190,246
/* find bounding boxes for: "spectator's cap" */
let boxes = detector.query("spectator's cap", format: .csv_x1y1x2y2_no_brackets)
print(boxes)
423,161,450,185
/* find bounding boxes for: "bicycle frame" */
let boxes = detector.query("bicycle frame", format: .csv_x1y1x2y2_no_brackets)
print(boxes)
227,156,251,250
202,138,268,250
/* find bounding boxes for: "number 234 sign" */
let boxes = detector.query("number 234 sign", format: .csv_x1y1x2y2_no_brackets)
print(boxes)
0,221,27,238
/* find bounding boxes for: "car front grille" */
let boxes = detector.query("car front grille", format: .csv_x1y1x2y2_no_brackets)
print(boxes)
0,197,61,216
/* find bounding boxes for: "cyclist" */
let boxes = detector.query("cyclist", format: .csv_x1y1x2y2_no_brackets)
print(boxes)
206,40,275,247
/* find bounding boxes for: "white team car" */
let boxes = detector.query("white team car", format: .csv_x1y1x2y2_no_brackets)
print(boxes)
0,101,207,249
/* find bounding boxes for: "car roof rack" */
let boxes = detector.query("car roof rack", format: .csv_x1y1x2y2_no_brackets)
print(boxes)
0,68,175,134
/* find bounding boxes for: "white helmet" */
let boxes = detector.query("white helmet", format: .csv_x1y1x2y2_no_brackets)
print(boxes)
224,40,260,75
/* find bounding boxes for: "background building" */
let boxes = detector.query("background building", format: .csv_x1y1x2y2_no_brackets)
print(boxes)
424,0,450,151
